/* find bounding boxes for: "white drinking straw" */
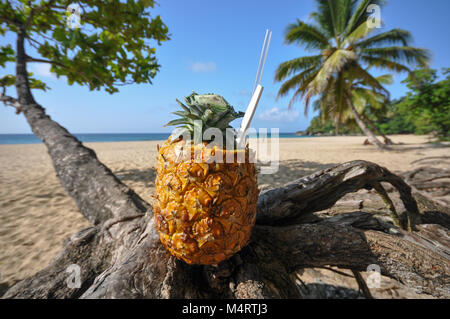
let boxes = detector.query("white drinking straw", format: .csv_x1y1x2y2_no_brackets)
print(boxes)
237,29,272,146
252,29,272,94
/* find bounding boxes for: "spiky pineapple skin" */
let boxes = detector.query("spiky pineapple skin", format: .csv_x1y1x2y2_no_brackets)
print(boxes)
154,139,259,265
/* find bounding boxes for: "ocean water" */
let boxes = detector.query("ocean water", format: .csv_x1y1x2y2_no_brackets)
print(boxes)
0,133,311,145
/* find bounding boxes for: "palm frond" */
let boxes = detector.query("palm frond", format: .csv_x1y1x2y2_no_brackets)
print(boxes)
284,20,330,50
360,55,412,73
274,55,322,82
307,49,356,96
361,46,430,66
333,73,347,122
285,68,323,111
374,74,393,85
309,0,336,38
342,18,375,46
315,93,335,122
353,87,386,110
326,0,339,37
276,65,319,99
334,0,353,36
302,74,337,114
313,73,346,126
356,28,412,48
343,0,372,37
352,89,368,113
346,62,389,97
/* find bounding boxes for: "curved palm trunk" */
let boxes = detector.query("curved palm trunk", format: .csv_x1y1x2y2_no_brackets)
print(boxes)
334,118,340,136
347,97,387,150
361,113,394,145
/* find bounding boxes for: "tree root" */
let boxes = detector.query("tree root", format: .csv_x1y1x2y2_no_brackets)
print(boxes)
403,163,450,214
351,270,374,299
257,160,421,230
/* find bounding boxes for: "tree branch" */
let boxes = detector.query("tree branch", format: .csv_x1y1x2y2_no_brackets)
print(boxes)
352,269,374,299
26,55,63,66
3,227,107,298
403,165,450,214
74,216,203,299
410,156,450,166
256,160,421,229
25,0,57,29
0,93,22,113
24,52,104,88
254,219,449,297
4,212,154,298
0,15,20,26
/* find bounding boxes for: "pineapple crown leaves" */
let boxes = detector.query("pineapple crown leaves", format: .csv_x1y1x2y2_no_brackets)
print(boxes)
164,92,245,135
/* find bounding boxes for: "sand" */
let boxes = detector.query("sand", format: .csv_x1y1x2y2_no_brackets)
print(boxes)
0,134,448,290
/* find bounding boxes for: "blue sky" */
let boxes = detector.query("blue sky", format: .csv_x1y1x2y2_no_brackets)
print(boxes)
1,0,449,134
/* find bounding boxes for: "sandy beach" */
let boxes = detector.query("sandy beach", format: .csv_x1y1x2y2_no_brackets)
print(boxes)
0,134,448,290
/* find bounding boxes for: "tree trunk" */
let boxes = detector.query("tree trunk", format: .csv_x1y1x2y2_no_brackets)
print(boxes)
3,32,448,299
334,117,340,136
361,112,394,146
347,97,387,150
15,30,148,226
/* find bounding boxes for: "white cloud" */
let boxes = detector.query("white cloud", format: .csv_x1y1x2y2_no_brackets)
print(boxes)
30,63,56,79
189,61,217,73
258,107,300,123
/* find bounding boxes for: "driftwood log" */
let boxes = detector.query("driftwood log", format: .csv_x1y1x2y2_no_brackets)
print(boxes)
2,30,449,298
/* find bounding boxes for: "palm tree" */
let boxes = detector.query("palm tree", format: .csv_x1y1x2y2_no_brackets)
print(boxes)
275,0,429,149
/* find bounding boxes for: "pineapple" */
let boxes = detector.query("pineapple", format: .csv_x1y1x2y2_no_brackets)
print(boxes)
154,92,259,265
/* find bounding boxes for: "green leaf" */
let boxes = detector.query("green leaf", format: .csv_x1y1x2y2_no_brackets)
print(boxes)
163,119,188,127
175,99,190,113
0,74,15,87
1,0,170,94
29,78,50,91
172,111,189,117
0,45,15,67
189,104,202,117
201,108,214,123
